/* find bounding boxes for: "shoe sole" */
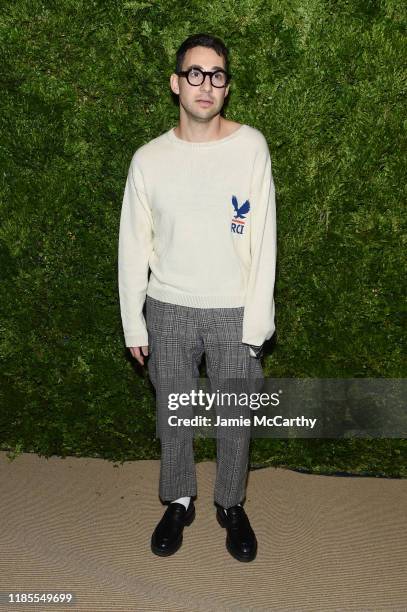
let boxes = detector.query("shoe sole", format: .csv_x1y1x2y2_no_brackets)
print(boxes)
216,510,257,562
151,505,196,557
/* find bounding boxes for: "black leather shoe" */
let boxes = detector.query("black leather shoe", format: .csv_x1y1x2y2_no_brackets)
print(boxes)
151,501,195,556
216,504,257,562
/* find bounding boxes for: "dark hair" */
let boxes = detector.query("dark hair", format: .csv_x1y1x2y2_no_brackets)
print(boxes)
175,33,230,75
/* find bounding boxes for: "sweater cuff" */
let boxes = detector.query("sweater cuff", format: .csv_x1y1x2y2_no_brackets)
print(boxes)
124,332,149,348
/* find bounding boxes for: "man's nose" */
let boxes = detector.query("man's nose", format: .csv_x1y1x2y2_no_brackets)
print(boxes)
201,74,213,89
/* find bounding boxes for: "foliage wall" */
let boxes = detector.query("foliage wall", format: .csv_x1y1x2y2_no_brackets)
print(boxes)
0,0,405,475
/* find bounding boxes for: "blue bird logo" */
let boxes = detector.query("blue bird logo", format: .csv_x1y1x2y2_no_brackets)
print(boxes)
232,195,250,219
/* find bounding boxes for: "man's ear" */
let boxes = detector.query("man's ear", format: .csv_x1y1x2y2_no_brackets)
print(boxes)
170,73,179,96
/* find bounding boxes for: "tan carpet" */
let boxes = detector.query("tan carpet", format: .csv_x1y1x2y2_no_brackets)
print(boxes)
0,451,406,611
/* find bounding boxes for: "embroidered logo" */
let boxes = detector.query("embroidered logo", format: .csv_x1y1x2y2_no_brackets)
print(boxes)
230,195,250,235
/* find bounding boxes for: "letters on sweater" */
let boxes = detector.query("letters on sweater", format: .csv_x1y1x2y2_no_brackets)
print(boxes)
118,124,277,349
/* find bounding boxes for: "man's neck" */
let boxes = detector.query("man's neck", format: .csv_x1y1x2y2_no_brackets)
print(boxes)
174,118,237,143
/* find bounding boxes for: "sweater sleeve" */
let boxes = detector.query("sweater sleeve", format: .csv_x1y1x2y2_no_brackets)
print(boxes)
242,144,277,347
118,154,154,348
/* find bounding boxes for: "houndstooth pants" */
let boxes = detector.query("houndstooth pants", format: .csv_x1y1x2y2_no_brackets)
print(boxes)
145,295,264,509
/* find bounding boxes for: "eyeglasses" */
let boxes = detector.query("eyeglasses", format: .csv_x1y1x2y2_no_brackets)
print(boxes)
176,67,231,88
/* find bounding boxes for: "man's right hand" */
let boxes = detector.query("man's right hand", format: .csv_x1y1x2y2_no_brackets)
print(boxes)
129,346,149,366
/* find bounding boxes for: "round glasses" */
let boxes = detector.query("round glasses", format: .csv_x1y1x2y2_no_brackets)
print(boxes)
176,68,231,88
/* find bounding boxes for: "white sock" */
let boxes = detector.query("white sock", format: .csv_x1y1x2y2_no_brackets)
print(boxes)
171,496,190,510
224,503,243,514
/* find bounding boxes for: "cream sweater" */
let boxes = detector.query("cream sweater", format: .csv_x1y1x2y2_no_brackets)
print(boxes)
118,123,277,351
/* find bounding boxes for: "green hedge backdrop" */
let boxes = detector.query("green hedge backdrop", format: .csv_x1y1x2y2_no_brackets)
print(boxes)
0,0,405,475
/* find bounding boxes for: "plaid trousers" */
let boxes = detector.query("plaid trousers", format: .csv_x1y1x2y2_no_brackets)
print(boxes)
145,295,264,509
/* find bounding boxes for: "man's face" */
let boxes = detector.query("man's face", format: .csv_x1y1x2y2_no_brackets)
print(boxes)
170,45,230,123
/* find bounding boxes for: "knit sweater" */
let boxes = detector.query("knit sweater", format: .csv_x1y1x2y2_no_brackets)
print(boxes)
118,123,277,352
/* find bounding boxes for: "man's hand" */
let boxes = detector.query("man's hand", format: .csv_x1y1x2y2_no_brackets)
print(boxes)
129,346,149,366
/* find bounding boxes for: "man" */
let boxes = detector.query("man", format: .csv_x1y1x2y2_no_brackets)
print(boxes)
118,33,277,562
